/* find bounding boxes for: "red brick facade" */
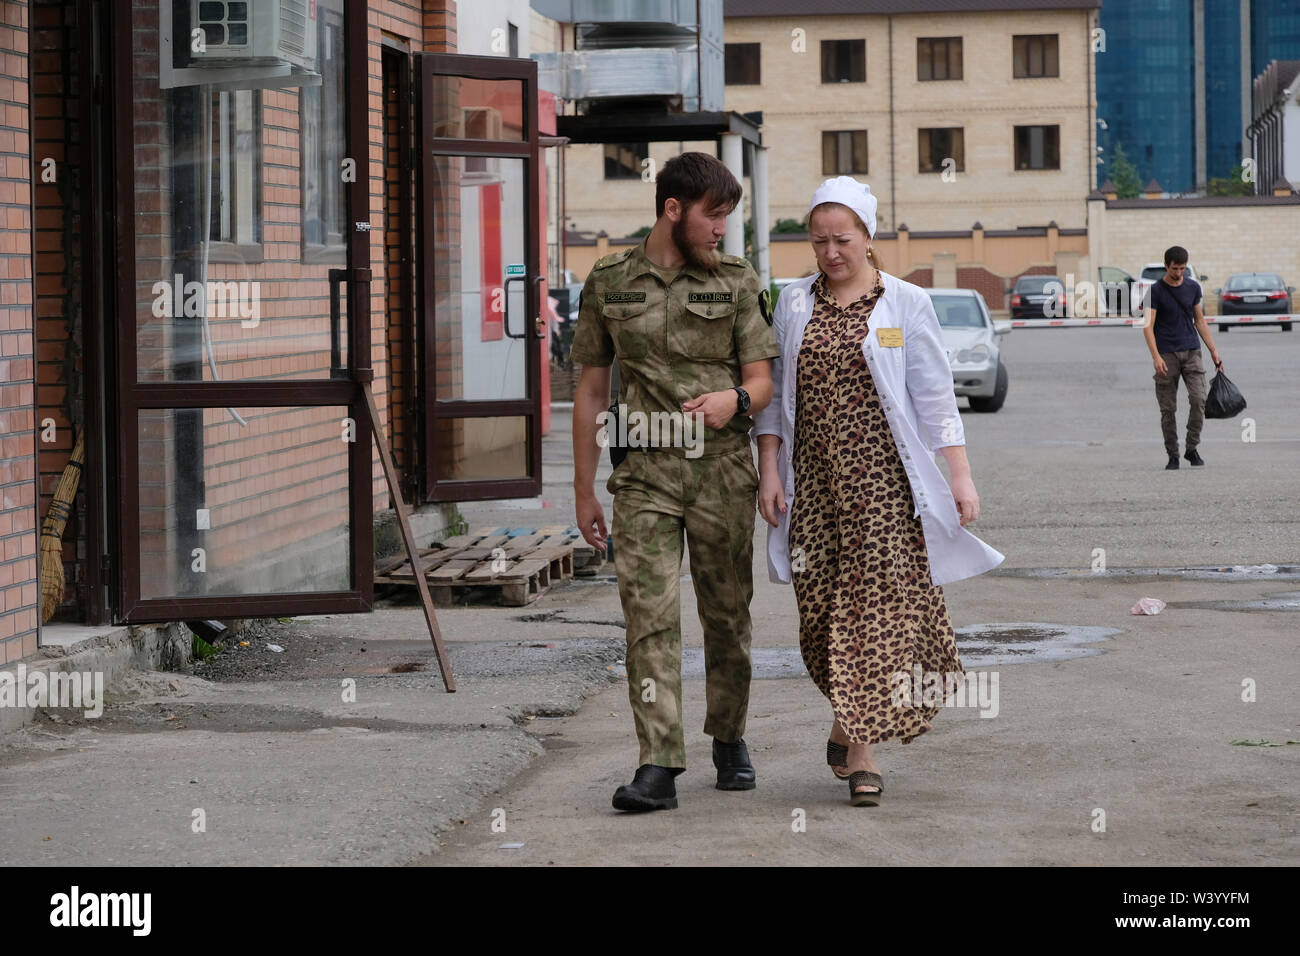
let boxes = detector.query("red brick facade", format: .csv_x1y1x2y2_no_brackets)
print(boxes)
0,0,36,661
0,1,462,644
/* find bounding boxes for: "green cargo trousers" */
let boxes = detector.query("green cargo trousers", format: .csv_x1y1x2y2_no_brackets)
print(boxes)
1155,348,1206,457
607,442,759,768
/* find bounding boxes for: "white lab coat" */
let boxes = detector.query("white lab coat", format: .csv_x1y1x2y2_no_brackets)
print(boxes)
752,270,1005,586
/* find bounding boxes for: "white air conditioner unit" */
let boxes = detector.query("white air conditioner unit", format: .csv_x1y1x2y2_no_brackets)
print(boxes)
189,0,318,72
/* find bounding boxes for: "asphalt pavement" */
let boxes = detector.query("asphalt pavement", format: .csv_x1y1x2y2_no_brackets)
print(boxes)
1,324,1296,865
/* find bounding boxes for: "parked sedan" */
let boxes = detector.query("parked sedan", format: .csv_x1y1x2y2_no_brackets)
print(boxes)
1215,273,1294,331
925,288,1011,412
1008,274,1067,319
1134,261,1206,313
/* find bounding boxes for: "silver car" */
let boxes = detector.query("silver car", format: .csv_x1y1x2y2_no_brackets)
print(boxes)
924,288,1011,412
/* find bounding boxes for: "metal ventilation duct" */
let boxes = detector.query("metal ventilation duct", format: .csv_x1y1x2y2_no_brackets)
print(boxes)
531,0,723,112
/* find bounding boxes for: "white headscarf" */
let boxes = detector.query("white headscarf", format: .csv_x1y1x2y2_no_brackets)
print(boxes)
809,176,878,237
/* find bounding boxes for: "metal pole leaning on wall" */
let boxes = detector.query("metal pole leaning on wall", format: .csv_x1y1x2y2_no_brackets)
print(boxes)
363,381,456,692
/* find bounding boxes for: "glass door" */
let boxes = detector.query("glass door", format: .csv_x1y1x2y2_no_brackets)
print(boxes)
112,0,372,621
417,54,543,503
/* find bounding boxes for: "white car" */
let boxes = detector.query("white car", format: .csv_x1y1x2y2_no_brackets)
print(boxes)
1133,261,1206,314
924,288,1011,412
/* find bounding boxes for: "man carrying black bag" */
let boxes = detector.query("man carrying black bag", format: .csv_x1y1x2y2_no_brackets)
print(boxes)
1142,245,1224,470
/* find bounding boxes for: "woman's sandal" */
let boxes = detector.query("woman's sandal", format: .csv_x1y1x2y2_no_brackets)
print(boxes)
848,770,884,807
827,739,852,780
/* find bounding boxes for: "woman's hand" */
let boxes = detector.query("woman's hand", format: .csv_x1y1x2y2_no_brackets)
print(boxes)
950,473,980,526
757,469,787,528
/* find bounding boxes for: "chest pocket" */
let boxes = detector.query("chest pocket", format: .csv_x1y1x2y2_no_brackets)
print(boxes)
675,299,735,360
602,298,652,362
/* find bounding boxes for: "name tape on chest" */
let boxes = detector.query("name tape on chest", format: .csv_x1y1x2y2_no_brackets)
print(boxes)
876,327,904,348
604,291,646,304
687,292,734,303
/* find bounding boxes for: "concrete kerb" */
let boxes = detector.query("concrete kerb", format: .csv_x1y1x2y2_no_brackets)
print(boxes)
0,621,191,735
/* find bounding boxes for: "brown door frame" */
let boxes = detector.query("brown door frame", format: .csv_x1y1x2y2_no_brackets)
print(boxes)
79,0,112,625
109,1,374,622
416,53,543,503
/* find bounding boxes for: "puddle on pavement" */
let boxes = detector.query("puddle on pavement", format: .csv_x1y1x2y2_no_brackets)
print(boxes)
997,565,1300,583
954,622,1123,667
605,621,1120,680
1165,590,1300,613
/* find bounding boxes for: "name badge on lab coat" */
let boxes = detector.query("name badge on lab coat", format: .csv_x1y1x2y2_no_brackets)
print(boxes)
876,328,903,348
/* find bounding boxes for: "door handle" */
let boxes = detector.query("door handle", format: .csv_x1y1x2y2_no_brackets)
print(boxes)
329,268,346,379
503,275,526,339
533,275,547,338
329,267,373,380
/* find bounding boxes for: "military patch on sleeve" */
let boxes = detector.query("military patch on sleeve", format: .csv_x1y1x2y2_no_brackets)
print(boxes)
687,292,734,303
758,288,772,325
605,291,646,303
593,248,634,270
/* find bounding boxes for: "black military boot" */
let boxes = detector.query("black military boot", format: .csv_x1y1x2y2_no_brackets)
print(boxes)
612,765,683,813
1184,448,1204,466
713,737,756,791
1165,455,1179,470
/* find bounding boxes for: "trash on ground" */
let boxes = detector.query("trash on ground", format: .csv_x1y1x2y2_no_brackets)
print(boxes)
1130,597,1166,615
266,644,284,653
1230,739,1297,747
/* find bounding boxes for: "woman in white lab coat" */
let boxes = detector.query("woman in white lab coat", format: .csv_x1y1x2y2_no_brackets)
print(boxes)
753,177,1003,806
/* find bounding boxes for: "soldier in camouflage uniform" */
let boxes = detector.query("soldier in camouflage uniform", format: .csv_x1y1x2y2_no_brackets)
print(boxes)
570,152,780,812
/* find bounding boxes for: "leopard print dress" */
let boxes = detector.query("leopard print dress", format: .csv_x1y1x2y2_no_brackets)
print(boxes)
789,273,964,746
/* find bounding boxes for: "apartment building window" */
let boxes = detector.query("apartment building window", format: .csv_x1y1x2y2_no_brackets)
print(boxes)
508,22,519,58
605,143,648,180
822,130,868,175
1015,125,1060,169
821,39,866,83
725,43,761,85
917,37,962,81
208,89,263,260
1014,34,1059,77
918,127,965,172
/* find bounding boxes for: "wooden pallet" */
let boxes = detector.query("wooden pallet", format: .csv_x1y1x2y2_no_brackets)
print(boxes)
375,532,579,606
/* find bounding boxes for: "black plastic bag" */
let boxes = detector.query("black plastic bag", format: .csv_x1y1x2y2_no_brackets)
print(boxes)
1204,370,1247,419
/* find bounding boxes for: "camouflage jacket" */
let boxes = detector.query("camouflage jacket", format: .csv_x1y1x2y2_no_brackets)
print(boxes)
569,241,779,447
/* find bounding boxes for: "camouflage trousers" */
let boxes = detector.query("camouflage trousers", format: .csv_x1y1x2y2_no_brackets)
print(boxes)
607,442,759,768
1154,349,1206,457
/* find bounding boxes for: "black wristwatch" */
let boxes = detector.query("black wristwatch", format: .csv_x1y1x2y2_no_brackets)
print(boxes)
732,386,751,415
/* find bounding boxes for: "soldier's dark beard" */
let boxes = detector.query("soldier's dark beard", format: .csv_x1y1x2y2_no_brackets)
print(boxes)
671,216,722,272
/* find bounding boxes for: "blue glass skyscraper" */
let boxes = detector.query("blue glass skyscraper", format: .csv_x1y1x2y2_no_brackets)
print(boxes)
1097,0,1300,194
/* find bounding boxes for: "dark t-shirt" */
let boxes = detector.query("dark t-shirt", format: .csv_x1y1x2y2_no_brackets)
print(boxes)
1149,277,1202,353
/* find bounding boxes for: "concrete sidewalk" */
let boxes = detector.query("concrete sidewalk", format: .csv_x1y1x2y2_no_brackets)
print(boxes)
2,552,1295,865
4,321,1299,864
421,571,1299,865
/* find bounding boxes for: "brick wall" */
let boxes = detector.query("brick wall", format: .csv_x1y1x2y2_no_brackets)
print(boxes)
371,2,463,492
129,0,374,596
30,0,82,620
567,7,1096,239
0,0,37,660
1091,196,1300,309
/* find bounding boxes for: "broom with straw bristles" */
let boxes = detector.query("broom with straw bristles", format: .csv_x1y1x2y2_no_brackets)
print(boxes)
40,431,85,623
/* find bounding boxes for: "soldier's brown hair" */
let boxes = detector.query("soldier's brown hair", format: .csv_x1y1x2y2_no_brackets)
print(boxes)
655,152,743,219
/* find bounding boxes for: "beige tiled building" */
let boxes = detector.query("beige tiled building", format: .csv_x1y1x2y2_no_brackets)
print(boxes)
562,0,1100,240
